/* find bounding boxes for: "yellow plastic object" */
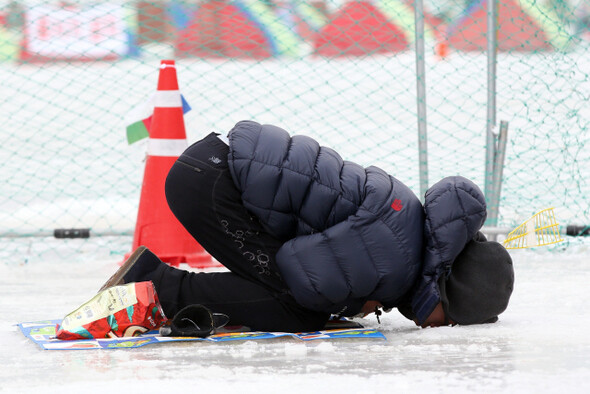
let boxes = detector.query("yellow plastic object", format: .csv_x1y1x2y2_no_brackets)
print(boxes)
503,208,564,249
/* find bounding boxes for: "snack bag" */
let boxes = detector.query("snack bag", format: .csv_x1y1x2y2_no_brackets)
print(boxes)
56,281,167,340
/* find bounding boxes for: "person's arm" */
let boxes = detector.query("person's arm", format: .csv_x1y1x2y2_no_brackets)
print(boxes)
275,174,424,314
409,176,487,325
275,213,380,313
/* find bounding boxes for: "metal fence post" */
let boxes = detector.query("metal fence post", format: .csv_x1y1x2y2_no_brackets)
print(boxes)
488,120,509,226
414,0,428,201
485,0,498,221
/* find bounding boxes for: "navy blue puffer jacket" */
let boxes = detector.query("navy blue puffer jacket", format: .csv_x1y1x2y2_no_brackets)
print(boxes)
227,121,424,316
227,121,487,322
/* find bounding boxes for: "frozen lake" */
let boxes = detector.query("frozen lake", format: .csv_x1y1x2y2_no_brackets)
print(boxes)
1,236,589,393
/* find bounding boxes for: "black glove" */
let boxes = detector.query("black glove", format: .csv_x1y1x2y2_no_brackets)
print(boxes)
159,304,229,338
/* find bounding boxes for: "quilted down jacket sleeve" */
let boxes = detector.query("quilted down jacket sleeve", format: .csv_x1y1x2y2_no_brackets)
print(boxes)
275,174,422,313
409,176,487,324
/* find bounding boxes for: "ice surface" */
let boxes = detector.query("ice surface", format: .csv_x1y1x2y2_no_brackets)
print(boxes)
1,237,590,393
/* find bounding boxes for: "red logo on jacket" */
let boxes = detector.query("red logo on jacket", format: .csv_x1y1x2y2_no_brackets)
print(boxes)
391,199,403,211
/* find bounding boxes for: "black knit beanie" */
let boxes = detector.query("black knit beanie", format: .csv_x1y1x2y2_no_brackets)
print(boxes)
439,232,514,325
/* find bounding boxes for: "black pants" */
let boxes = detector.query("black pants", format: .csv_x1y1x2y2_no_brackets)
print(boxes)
153,132,329,332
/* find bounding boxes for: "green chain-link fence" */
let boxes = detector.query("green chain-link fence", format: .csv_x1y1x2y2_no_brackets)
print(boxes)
1,0,589,261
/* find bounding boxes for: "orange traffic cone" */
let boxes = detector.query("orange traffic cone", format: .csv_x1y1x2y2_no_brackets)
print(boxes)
127,60,214,268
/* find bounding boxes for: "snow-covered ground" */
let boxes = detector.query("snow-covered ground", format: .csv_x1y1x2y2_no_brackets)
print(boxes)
1,236,589,393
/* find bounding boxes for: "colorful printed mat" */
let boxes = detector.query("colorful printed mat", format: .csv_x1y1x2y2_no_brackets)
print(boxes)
18,320,386,350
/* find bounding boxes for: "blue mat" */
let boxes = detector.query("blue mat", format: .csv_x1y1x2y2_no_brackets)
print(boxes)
18,320,386,350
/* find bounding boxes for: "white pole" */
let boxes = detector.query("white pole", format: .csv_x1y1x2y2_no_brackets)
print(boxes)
414,0,428,200
485,0,498,219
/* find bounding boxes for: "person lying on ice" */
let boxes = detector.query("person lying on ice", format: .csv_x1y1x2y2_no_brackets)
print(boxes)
101,120,514,334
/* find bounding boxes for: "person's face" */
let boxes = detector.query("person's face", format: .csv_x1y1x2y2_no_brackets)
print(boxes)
413,302,455,328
